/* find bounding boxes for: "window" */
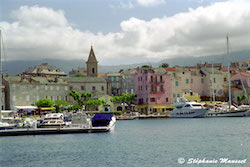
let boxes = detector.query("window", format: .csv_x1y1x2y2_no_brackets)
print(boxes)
151,85,154,92
224,78,227,82
191,78,193,83
116,83,120,87
145,86,147,90
92,68,95,74
213,78,216,83
166,98,168,102
177,94,180,97
138,86,140,91
186,79,189,84
65,86,68,91
173,94,176,98
145,76,147,81
151,76,153,82
50,86,53,90
160,76,163,82
111,77,114,81
92,86,96,91
116,77,119,82
160,85,164,92
150,98,156,102
201,78,204,83
81,86,85,90
138,77,140,82
102,86,104,91
45,85,48,90
56,86,59,91
65,96,68,101
176,81,179,86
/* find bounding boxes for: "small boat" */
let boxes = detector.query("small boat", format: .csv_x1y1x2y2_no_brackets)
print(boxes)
40,113,65,128
170,98,208,118
91,113,116,128
0,122,16,130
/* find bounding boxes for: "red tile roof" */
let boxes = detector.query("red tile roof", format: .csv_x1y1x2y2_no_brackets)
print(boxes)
163,67,176,71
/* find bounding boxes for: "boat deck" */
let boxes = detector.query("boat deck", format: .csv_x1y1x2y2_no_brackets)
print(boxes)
0,127,110,136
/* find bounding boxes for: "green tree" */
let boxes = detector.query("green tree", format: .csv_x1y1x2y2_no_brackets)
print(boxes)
69,90,82,106
35,99,54,108
73,73,86,77
69,90,95,110
111,93,136,111
237,94,247,105
54,100,69,112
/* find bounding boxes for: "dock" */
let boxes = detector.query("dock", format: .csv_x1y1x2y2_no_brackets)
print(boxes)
0,127,111,136
137,114,169,119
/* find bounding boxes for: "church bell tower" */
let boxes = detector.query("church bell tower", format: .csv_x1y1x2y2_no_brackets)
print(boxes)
86,46,98,77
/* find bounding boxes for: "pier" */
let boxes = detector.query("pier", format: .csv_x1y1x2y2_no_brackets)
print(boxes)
0,127,111,136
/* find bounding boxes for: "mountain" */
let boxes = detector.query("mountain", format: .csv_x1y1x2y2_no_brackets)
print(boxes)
3,50,250,75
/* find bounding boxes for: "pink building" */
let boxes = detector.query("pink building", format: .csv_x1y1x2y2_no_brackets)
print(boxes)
135,67,171,113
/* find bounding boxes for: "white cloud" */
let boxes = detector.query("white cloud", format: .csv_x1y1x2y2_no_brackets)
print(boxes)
136,0,166,7
1,0,250,65
109,1,135,9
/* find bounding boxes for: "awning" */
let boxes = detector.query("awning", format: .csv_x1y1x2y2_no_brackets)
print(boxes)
40,107,56,111
14,106,38,110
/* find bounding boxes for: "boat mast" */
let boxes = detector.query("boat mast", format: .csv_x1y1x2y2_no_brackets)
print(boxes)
212,63,215,102
227,35,231,110
0,30,2,117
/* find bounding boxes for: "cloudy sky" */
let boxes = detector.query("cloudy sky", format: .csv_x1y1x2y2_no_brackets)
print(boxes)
0,0,250,65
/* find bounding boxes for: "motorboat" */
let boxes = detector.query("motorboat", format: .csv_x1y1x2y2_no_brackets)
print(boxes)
170,98,208,118
91,113,116,128
0,110,17,129
40,113,65,128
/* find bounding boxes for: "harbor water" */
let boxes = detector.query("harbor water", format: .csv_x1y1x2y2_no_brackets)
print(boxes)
1,117,250,167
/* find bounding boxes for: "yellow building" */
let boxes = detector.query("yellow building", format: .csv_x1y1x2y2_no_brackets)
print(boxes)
94,94,115,112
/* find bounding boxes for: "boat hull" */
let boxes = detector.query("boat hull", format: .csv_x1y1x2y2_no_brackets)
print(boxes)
208,110,249,117
170,109,208,118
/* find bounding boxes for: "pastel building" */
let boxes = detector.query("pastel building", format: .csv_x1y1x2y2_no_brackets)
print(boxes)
135,67,172,113
231,72,250,103
191,67,227,101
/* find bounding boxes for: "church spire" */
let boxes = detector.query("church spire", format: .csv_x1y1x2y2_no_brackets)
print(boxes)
87,45,98,63
86,46,98,77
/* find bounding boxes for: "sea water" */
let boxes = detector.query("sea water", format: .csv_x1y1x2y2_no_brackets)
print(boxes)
1,117,250,167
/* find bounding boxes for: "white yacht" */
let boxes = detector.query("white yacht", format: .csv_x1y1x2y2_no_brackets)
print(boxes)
40,113,65,128
0,110,17,130
170,98,208,118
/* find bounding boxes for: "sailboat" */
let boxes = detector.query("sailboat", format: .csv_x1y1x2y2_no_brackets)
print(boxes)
0,30,16,129
209,35,249,117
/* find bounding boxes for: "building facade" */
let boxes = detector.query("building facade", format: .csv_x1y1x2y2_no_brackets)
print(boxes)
3,76,69,109
135,67,172,113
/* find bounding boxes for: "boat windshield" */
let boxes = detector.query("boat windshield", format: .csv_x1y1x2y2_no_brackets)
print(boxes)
192,104,202,107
